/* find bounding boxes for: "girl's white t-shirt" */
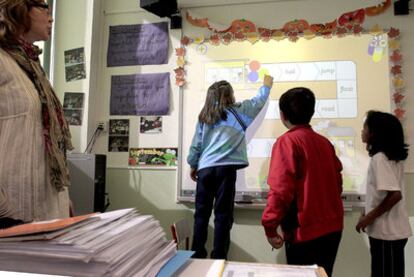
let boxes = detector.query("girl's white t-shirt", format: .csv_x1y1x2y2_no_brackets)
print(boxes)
365,152,412,240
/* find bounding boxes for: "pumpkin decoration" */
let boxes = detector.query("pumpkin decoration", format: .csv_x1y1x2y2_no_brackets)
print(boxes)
283,19,309,33
365,0,391,16
221,19,257,34
338,9,365,29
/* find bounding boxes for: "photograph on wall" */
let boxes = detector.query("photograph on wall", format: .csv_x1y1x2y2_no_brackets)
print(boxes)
64,47,86,82
108,136,129,152
140,116,162,134
129,148,177,166
108,119,129,152
63,92,84,126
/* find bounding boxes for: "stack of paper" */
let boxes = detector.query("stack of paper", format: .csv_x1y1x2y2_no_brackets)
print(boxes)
0,208,176,277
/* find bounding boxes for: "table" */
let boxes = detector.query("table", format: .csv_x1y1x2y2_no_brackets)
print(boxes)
174,259,328,277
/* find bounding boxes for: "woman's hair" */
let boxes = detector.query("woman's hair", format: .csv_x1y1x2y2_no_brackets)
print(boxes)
0,0,44,43
279,87,315,124
198,80,235,125
365,110,409,161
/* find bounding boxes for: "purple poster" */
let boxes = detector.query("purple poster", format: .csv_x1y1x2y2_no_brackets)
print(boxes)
107,22,168,67
110,73,170,115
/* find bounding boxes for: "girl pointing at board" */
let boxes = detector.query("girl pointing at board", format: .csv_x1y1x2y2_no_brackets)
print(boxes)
187,75,273,259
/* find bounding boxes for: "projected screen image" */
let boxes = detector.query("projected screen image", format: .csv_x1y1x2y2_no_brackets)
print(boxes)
179,34,391,202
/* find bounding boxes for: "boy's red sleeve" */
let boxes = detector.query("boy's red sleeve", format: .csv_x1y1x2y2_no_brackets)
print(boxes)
261,137,297,238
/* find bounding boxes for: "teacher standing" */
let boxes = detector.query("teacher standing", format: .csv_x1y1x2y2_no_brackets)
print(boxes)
0,0,73,224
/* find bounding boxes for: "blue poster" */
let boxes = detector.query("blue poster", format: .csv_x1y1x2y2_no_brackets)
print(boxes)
110,73,170,115
107,22,168,66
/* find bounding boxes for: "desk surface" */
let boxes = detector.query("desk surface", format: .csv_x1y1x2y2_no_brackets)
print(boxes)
174,259,328,277
0,259,327,277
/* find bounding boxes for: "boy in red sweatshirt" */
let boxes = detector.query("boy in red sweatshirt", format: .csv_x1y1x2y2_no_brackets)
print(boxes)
262,87,344,277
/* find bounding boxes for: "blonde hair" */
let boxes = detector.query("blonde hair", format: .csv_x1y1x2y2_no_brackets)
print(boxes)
0,0,45,43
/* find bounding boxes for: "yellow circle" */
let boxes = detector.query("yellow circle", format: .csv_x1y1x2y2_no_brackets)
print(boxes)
258,68,269,80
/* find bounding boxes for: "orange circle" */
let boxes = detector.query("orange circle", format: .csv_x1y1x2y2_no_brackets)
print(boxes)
249,60,260,71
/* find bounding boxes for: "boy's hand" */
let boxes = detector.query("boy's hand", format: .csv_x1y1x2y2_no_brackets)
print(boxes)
267,233,284,249
263,75,274,88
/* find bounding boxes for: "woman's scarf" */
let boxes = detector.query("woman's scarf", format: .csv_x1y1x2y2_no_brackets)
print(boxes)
3,40,73,192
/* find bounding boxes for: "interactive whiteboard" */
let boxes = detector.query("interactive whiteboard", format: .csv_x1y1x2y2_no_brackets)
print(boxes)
178,34,391,204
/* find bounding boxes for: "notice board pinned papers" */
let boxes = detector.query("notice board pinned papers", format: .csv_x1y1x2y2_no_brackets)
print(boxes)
107,22,169,67
110,73,170,116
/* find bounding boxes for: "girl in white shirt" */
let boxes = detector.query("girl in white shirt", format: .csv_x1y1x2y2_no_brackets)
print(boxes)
356,110,412,277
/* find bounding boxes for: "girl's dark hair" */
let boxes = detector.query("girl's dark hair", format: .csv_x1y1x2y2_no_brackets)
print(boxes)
198,80,235,125
365,110,409,161
279,87,315,124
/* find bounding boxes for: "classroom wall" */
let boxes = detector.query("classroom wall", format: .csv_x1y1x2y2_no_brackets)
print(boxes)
53,0,97,152
52,1,414,276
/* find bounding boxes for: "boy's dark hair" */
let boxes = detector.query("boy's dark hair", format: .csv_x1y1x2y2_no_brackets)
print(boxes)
279,87,315,124
199,80,235,125
365,110,409,161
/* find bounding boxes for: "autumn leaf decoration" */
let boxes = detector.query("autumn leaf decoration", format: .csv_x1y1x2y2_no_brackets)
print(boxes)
386,27,406,120
174,47,186,87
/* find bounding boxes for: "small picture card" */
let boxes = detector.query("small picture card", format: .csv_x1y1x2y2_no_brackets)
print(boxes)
129,148,177,166
140,116,162,133
64,47,86,82
108,119,129,152
63,92,84,126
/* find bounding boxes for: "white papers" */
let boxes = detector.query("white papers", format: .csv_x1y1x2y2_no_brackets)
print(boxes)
0,208,176,277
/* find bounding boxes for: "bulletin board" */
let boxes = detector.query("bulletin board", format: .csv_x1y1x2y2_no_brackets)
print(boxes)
178,33,393,204
92,9,181,168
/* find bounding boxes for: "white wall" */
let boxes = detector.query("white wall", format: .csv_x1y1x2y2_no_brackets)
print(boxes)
53,0,98,152
52,1,414,276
